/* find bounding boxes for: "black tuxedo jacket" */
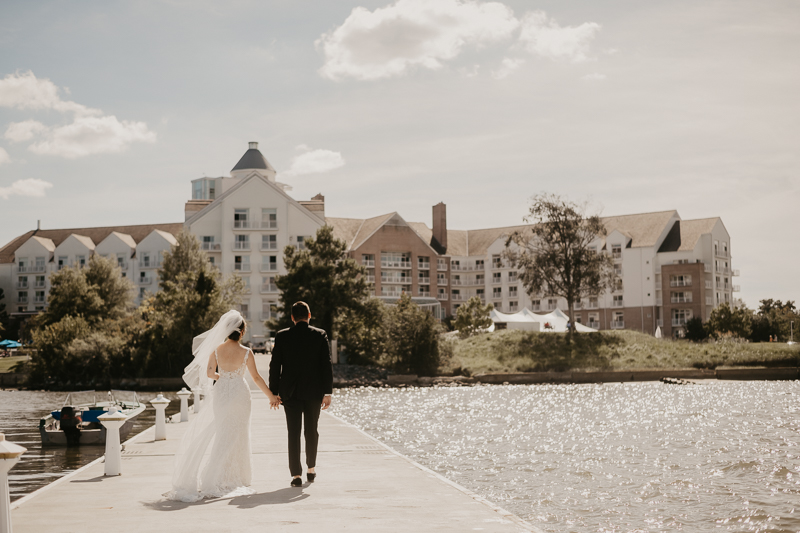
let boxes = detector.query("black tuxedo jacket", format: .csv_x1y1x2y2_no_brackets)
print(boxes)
269,321,333,400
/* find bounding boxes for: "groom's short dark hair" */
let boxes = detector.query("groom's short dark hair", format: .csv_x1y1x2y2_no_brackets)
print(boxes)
291,301,310,320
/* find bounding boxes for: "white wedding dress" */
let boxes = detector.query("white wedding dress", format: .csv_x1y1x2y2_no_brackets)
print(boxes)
166,347,255,502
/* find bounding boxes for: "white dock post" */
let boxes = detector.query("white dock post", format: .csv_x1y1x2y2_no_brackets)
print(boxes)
98,407,127,476
0,433,26,533
176,388,191,422
150,394,170,441
192,387,203,414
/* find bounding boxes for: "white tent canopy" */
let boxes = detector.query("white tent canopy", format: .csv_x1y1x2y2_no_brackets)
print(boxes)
490,307,597,333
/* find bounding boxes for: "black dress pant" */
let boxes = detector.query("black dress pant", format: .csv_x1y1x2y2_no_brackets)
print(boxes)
282,396,322,477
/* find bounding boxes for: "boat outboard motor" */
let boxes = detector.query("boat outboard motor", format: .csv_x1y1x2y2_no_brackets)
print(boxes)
60,406,81,446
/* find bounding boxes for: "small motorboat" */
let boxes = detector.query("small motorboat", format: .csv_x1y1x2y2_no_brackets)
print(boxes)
38,390,146,446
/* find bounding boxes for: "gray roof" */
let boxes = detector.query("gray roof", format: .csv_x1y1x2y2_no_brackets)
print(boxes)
231,147,273,172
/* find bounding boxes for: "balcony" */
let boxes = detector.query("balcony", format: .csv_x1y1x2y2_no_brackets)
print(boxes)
706,297,713,305
34,281,46,289
587,321,600,330
611,252,622,260
715,250,729,258
733,285,741,292
381,277,412,285
233,264,251,273
546,305,557,311
261,284,278,293
671,296,692,303
437,263,448,271
381,261,412,269
611,300,624,308
670,280,691,287
233,242,250,251
437,293,448,301
362,259,375,267
380,289,406,298
116,262,128,270
418,277,430,284
17,297,28,304
202,243,221,251
34,295,46,304
491,262,503,270
233,220,252,229
260,264,278,272
491,278,502,285
611,320,625,329
451,279,463,286
704,264,712,273
261,243,278,251
467,278,485,286
260,221,278,230
138,275,152,285
365,275,375,283
531,305,541,311
672,318,689,327
138,260,161,269
451,294,464,301
509,292,519,299
15,282,28,289
656,297,663,306
587,302,599,309
418,291,431,297
705,281,713,289
437,279,448,286
418,261,431,270
732,269,740,276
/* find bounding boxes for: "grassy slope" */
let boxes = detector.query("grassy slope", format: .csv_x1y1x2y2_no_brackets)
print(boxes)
442,330,800,375
0,356,28,373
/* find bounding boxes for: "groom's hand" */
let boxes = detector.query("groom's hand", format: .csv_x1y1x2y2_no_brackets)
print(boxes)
321,395,331,410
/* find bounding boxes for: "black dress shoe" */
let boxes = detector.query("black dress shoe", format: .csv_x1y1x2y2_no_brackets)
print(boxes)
291,477,302,487
307,472,316,483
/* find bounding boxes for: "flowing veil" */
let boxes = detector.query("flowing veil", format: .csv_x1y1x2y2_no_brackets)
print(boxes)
166,309,245,501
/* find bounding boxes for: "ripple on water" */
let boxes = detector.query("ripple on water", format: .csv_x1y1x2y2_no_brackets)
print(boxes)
330,381,800,533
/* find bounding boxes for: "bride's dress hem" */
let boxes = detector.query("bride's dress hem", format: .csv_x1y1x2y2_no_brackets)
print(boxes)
164,485,256,503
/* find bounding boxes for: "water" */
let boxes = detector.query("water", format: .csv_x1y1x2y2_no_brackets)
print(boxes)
329,382,800,533
0,390,181,502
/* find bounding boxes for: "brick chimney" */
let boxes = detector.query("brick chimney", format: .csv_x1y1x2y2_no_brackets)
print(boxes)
432,202,447,253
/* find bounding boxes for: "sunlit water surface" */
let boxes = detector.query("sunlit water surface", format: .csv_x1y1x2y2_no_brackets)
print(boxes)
330,382,800,533
0,390,180,501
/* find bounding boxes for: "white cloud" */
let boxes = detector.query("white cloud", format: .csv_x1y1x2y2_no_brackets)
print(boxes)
0,71,156,158
0,71,98,115
285,146,345,175
5,120,47,142
317,0,519,81
28,115,156,159
492,57,525,79
518,11,601,63
582,72,607,81
0,147,9,165
0,178,53,200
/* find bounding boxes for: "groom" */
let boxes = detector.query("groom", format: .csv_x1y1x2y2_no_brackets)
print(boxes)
269,301,333,487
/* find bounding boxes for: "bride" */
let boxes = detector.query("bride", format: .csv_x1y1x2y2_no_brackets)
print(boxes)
166,310,280,502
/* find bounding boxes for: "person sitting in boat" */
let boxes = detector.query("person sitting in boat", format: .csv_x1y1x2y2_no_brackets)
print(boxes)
60,406,82,446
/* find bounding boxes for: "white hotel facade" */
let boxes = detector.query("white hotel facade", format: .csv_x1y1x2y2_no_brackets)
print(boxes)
0,142,740,342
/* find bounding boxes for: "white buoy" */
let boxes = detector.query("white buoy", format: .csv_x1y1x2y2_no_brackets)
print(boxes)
192,387,202,414
150,394,170,441
98,407,127,476
0,433,26,533
176,388,191,422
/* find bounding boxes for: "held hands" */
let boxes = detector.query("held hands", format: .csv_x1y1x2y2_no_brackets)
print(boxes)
269,394,282,410
322,396,331,410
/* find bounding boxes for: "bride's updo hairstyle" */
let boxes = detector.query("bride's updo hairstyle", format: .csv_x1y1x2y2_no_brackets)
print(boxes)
228,320,246,342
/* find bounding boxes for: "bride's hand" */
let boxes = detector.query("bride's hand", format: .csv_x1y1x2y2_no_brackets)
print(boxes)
269,393,282,410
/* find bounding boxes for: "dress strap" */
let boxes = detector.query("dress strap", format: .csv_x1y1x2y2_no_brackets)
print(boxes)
214,348,218,362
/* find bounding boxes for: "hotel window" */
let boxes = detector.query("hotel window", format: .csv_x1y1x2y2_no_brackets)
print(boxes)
117,254,126,268
141,253,151,268
18,291,28,303
492,255,502,269
262,276,277,292
451,260,460,270
138,287,146,299
382,252,410,268
475,259,484,269
77,255,86,268
614,264,622,276
574,315,582,324
262,208,277,229
672,308,692,325
35,275,45,288
477,288,485,298
509,286,518,297
492,272,502,284
589,297,598,308
723,242,728,254
588,313,599,325
418,256,430,269
17,276,28,289
611,244,622,259
57,256,68,270
438,288,447,298
509,301,518,311
532,299,541,310
493,287,502,298
508,271,517,282
613,294,624,307
17,259,27,272
208,256,215,266
476,274,484,284
35,257,46,271
240,304,249,320
547,298,557,310
297,236,307,250
263,255,277,271
437,258,447,271
452,289,460,299
34,291,45,303
262,234,277,250
234,255,250,271
234,208,249,229
234,235,249,250
202,236,216,250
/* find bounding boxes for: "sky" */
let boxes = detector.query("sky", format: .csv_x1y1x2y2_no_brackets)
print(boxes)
0,0,798,308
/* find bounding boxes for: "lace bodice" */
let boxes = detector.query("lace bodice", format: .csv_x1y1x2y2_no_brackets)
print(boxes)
215,347,250,380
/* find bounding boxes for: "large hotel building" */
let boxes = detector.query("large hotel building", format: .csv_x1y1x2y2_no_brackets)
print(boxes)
0,143,740,341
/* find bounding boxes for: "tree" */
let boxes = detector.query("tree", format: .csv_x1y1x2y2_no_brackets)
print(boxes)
706,303,752,340
683,316,708,342
137,231,245,376
751,299,798,342
39,255,133,327
335,298,388,365
454,296,494,338
270,225,368,337
384,293,441,376
504,193,615,334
